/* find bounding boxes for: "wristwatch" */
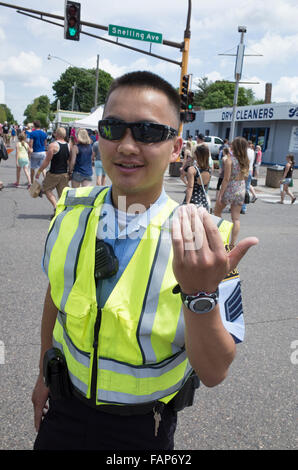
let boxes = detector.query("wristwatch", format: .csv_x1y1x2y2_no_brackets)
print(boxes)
173,284,219,314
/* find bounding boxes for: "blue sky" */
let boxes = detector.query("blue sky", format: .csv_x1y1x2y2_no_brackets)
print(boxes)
0,0,298,123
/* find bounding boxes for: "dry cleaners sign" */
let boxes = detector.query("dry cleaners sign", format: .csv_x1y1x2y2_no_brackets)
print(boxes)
205,103,298,123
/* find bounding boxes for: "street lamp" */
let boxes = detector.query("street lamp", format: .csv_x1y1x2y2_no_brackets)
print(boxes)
47,53,74,67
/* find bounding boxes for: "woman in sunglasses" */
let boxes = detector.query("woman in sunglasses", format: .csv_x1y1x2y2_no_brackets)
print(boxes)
33,71,258,451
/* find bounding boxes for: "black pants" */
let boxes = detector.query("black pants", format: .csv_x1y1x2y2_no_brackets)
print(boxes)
34,396,177,450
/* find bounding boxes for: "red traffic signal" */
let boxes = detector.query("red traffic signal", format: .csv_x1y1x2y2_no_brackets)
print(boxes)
180,111,196,123
64,1,81,41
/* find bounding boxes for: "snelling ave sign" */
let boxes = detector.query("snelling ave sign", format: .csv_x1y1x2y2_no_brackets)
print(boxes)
108,24,163,44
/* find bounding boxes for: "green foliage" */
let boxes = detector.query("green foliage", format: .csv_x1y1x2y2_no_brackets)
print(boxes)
193,77,212,106
194,78,261,109
52,67,113,112
0,104,14,124
23,95,53,127
0,106,6,123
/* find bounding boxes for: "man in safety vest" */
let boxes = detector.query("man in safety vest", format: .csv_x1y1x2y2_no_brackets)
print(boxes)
32,71,258,450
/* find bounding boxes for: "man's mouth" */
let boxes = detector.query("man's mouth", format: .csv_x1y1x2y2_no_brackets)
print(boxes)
115,162,144,169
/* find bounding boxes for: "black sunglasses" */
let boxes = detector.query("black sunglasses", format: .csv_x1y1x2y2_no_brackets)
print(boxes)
98,119,178,144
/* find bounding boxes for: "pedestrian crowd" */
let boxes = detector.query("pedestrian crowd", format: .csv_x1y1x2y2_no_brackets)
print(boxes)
0,118,296,231
0,120,107,218
179,134,296,247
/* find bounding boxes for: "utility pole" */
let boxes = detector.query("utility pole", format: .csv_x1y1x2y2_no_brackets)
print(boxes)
94,54,99,109
229,26,246,142
71,82,77,111
218,28,262,142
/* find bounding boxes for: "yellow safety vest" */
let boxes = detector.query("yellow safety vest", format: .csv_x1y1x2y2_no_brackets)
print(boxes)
43,186,234,407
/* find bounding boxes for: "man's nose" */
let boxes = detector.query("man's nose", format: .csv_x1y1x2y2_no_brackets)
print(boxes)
117,128,140,154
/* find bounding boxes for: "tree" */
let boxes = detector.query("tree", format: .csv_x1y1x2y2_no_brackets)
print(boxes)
23,95,54,127
193,78,258,109
193,77,212,107
0,106,6,123
0,104,15,124
52,67,113,112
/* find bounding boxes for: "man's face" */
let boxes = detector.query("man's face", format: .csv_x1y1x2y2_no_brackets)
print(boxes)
99,86,182,208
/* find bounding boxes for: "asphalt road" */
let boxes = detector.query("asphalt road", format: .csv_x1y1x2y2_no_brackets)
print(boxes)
0,152,297,450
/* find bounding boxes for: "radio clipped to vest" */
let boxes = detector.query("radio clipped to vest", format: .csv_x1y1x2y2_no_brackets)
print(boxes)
43,347,72,400
94,239,119,281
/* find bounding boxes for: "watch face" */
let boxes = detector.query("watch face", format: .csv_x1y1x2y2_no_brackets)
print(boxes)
190,298,214,313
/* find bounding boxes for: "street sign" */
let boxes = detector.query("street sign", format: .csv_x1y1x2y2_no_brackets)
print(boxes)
108,24,162,44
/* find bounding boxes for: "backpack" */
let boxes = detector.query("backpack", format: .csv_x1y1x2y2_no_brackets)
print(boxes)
0,142,8,161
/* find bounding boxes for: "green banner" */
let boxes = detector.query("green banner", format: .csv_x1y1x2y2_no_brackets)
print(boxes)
108,24,162,44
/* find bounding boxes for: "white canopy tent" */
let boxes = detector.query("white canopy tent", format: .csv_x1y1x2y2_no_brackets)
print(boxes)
69,106,104,130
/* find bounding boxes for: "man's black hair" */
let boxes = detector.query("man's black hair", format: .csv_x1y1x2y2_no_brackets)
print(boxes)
33,120,41,128
104,71,181,126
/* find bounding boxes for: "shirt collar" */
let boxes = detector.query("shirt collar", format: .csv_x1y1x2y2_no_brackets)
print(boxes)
100,186,169,238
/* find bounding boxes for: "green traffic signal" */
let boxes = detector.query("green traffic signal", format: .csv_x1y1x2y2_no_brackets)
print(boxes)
64,1,81,41
68,27,77,37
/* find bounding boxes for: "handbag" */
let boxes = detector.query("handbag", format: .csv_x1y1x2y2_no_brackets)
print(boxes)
244,190,250,204
196,166,211,212
29,180,41,198
183,164,211,212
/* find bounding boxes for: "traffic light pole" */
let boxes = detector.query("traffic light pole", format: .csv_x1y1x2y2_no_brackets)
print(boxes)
178,0,192,138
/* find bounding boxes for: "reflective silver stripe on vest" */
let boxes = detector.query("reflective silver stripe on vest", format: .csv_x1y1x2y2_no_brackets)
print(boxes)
137,221,174,364
97,360,193,404
99,349,187,379
43,207,74,276
171,306,185,354
64,186,107,207
60,206,93,312
53,315,90,397
55,313,91,367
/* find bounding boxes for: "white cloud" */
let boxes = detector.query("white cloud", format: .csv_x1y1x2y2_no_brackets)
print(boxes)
272,76,298,103
0,51,43,78
247,33,298,65
0,81,5,103
82,56,127,78
23,76,52,90
0,27,5,41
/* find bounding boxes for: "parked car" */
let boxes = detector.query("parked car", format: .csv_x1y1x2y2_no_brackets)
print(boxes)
203,136,224,158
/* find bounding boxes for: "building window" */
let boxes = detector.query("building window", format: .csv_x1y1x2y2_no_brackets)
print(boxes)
242,127,270,151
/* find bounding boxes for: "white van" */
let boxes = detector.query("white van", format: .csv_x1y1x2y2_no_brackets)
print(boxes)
203,136,224,158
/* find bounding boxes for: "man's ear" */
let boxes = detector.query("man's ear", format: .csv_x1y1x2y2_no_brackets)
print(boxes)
169,136,183,163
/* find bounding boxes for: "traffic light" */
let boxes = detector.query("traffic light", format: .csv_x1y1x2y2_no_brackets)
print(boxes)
180,74,190,110
185,111,196,122
64,1,81,41
187,91,194,110
180,110,196,123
